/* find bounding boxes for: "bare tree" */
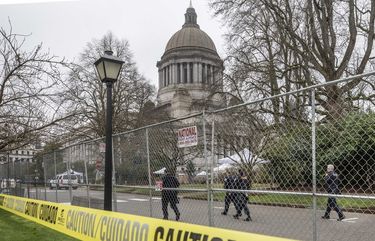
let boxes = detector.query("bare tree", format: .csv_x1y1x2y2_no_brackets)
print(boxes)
148,124,196,175
66,32,155,139
0,22,75,152
214,105,274,183
210,0,375,121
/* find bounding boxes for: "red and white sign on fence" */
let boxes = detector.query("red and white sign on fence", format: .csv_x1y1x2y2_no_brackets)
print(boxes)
177,126,198,148
95,160,102,170
155,181,163,191
99,143,106,153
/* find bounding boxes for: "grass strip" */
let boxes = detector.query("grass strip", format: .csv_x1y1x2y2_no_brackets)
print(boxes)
0,208,79,241
110,185,375,210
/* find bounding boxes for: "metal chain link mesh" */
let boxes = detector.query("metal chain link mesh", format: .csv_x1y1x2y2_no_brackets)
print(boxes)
1,77,374,241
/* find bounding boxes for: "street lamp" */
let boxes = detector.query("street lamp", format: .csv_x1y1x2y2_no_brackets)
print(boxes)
94,50,124,211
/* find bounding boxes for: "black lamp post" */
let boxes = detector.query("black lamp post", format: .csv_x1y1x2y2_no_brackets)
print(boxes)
94,50,124,211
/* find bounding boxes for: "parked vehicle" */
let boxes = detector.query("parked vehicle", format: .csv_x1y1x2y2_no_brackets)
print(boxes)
50,174,78,190
1,178,16,189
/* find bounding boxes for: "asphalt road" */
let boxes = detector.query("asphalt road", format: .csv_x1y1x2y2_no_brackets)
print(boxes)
28,188,375,241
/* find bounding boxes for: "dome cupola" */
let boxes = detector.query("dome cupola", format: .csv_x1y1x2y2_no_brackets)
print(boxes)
164,3,217,54
183,3,199,28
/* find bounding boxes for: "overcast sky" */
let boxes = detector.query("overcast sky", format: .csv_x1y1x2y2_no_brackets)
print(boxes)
0,0,226,87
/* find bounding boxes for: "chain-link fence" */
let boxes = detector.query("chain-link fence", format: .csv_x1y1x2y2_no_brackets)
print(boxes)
1,72,374,241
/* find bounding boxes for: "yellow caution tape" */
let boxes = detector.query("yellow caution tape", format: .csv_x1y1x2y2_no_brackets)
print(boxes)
0,194,297,241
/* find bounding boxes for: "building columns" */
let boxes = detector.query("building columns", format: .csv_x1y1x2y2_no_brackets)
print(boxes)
180,63,183,84
187,62,191,84
159,62,221,88
163,68,166,87
173,64,178,84
160,68,162,87
198,63,202,83
193,62,198,83
206,64,210,84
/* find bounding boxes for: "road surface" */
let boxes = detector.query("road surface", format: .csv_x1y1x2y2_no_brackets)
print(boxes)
27,187,375,241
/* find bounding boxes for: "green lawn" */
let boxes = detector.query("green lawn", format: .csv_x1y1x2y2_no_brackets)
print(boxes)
0,209,79,241
109,184,375,210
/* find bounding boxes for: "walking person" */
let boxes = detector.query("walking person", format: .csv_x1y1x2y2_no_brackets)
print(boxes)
322,164,345,221
221,169,237,215
233,169,252,221
161,168,181,221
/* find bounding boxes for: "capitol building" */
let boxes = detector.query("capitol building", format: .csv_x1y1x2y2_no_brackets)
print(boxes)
155,2,225,118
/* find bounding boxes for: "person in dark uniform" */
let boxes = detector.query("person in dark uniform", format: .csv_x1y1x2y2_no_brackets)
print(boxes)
233,169,252,221
322,164,345,221
221,169,237,215
161,169,180,221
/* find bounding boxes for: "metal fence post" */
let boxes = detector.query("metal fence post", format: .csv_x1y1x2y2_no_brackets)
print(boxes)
68,148,72,203
7,152,9,194
26,160,30,198
146,128,153,217
43,155,47,201
210,119,215,226
311,89,317,241
54,151,58,202
85,144,91,208
202,111,212,226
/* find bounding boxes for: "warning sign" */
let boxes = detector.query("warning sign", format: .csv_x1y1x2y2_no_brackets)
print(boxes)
99,143,105,153
95,160,102,170
177,126,198,148
155,181,163,191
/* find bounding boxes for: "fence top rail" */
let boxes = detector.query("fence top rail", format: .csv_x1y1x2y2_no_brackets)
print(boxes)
112,112,203,137
209,71,375,114
55,112,204,150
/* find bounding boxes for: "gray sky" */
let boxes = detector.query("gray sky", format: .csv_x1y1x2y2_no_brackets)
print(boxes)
0,0,226,87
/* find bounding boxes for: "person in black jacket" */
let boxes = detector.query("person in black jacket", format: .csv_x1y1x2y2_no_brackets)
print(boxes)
322,164,345,221
161,169,180,221
221,169,237,215
233,169,252,221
